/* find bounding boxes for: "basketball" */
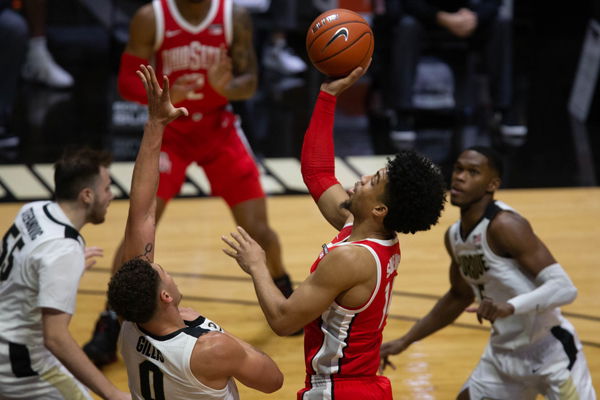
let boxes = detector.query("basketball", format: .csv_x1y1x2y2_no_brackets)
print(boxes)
306,9,374,78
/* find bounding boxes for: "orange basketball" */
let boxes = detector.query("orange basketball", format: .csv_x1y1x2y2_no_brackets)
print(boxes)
306,8,374,78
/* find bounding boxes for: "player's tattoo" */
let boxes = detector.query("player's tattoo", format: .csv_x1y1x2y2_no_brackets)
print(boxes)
231,4,256,76
136,242,154,261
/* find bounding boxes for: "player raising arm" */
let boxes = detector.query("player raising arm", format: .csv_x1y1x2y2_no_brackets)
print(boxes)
107,65,282,400
223,65,447,399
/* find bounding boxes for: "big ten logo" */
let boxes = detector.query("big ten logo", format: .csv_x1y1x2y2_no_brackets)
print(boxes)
386,254,400,278
200,318,223,332
458,253,489,280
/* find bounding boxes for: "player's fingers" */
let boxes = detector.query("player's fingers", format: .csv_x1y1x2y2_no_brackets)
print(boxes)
382,358,396,372
237,226,252,242
175,107,189,117
221,235,240,252
346,66,364,83
465,306,478,313
148,65,161,91
140,65,152,87
222,248,237,258
476,311,483,324
162,75,170,98
229,230,244,244
85,259,97,270
85,246,103,256
136,70,149,92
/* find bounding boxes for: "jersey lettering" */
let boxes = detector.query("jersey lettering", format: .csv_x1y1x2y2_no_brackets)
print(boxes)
459,253,489,280
0,224,25,281
136,336,165,363
22,208,43,240
161,42,222,75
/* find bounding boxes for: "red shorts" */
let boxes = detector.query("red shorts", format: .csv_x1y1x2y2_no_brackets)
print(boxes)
156,112,264,207
297,375,392,400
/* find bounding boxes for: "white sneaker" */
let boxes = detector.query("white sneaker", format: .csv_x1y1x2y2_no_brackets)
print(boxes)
262,43,307,75
500,124,528,137
22,37,74,89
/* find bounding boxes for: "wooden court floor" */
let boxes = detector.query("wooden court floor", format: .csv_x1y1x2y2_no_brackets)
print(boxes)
1,188,598,399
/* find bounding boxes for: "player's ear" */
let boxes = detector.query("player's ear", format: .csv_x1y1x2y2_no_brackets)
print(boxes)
487,176,501,193
159,289,173,304
372,203,388,218
79,187,94,206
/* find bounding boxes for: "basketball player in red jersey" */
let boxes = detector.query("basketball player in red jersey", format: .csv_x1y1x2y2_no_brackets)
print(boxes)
83,0,296,367
222,65,447,399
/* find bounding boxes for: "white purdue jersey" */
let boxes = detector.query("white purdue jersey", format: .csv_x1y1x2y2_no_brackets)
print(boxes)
448,200,566,350
0,201,89,397
120,316,240,400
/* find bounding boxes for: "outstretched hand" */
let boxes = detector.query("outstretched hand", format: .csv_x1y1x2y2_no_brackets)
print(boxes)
84,246,103,270
137,64,188,126
379,338,409,374
320,58,371,97
221,226,267,275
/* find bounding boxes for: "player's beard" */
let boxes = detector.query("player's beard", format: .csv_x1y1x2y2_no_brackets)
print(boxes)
88,198,107,224
340,198,352,212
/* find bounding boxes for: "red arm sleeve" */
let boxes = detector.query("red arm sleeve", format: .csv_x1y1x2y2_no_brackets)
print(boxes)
301,91,340,202
118,52,150,104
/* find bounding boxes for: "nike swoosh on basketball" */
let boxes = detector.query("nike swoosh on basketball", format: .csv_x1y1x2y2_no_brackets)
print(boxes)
324,27,349,50
165,29,181,38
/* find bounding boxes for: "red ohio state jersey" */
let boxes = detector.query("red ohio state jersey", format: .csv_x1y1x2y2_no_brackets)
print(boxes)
153,0,233,127
303,224,400,382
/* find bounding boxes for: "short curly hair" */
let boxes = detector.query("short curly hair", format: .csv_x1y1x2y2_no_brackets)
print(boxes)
382,150,446,234
108,258,160,323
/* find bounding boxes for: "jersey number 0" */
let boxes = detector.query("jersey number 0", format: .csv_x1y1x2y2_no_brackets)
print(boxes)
139,360,165,400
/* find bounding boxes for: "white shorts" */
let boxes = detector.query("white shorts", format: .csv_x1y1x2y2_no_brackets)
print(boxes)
0,340,92,400
463,325,596,400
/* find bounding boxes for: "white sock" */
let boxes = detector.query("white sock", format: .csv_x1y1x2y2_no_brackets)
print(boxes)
29,36,48,53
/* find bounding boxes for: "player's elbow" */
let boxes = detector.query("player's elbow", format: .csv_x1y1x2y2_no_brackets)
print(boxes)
269,322,295,337
563,285,578,305
261,369,284,393
43,330,66,355
269,317,302,337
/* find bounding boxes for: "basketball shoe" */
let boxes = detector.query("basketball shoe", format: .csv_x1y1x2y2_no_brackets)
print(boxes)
22,37,74,89
262,39,306,75
83,310,120,367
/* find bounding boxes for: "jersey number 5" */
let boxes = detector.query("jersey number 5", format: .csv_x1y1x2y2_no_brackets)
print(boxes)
139,360,165,400
0,224,24,281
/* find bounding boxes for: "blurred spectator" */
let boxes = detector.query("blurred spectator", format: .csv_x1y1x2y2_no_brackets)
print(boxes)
237,0,306,75
21,0,74,88
0,0,27,148
388,0,520,143
262,30,306,75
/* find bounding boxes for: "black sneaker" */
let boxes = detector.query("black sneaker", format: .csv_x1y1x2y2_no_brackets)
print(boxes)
273,274,303,336
83,310,120,367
